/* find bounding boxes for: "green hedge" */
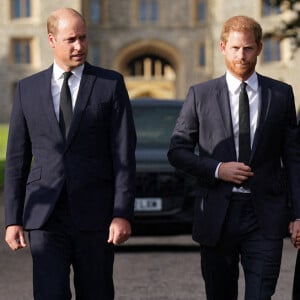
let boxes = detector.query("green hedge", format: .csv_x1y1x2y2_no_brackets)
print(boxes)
0,124,8,190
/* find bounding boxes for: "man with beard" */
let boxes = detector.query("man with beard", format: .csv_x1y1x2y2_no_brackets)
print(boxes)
168,15,300,300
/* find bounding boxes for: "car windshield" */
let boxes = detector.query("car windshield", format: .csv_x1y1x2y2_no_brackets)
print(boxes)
132,104,181,148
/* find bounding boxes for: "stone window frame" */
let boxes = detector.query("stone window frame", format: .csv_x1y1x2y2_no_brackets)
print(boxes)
10,37,33,65
193,0,207,24
262,36,281,63
138,0,159,24
83,0,107,25
261,0,281,16
11,0,31,19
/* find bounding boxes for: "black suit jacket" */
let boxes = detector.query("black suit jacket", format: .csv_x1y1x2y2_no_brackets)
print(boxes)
5,62,136,231
168,74,300,246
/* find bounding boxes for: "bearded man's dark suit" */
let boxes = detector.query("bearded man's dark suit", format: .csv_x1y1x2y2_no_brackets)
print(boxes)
168,74,300,299
4,62,136,299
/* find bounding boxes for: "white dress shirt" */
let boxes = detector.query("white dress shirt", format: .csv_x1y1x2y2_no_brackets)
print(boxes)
215,71,260,191
226,71,259,158
51,62,84,121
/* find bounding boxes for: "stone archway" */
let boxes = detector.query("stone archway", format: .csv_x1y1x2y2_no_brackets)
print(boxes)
114,39,182,99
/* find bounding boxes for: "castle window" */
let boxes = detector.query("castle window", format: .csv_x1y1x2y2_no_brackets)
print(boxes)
196,0,207,22
84,0,106,24
11,0,31,19
11,38,32,64
199,44,206,66
263,37,281,62
89,44,100,66
262,0,281,16
11,82,18,103
139,0,158,23
90,0,101,23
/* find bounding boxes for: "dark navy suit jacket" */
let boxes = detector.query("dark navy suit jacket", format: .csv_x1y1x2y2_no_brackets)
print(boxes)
5,62,136,231
168,74,300,246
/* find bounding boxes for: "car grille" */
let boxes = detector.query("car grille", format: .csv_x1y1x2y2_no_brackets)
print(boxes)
135,172,185,197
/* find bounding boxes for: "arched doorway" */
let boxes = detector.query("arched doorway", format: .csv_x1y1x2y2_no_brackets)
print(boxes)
114,40,181,99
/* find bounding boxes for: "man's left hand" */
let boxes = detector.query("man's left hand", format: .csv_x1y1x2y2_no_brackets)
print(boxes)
108,217,132,245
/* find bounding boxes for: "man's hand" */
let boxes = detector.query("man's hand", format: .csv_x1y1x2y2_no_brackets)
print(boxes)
218,162,254,185
108,217,132,245
5,225,27,251
290,220,300,249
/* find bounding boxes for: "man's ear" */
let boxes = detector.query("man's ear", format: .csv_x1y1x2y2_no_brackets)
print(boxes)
48,33,56,48
220,40,226,54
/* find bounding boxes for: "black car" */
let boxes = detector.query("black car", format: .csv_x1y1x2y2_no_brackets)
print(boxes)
131,99,196,235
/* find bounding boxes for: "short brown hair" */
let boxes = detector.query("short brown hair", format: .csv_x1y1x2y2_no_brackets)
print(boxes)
220,15,262,45
47,8,85,36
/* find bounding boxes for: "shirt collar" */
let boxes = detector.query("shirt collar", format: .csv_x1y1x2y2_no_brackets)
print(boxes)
52,61,84,81
226,71,258,94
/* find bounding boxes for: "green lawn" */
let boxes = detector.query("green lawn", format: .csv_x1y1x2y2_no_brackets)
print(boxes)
0,124,8,190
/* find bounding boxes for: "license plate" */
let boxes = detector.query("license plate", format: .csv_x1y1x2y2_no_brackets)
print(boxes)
134,198,162,212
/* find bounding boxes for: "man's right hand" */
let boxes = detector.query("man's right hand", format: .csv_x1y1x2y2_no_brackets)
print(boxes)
5,225,27,251
290,220,300,249
218,161,254,185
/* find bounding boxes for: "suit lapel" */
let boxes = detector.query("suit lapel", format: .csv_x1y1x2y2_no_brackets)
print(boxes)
65,63,96,148
215,77,237,160
40,66,65,143
250,76,271,162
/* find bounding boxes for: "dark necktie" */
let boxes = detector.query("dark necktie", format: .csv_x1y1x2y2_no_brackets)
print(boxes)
238,82,251,164
59,72,73,139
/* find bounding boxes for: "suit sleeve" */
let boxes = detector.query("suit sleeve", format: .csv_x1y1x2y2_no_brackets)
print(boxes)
282,85,300,219
110,75,136,221
168,86,219,186
4,81,32,227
